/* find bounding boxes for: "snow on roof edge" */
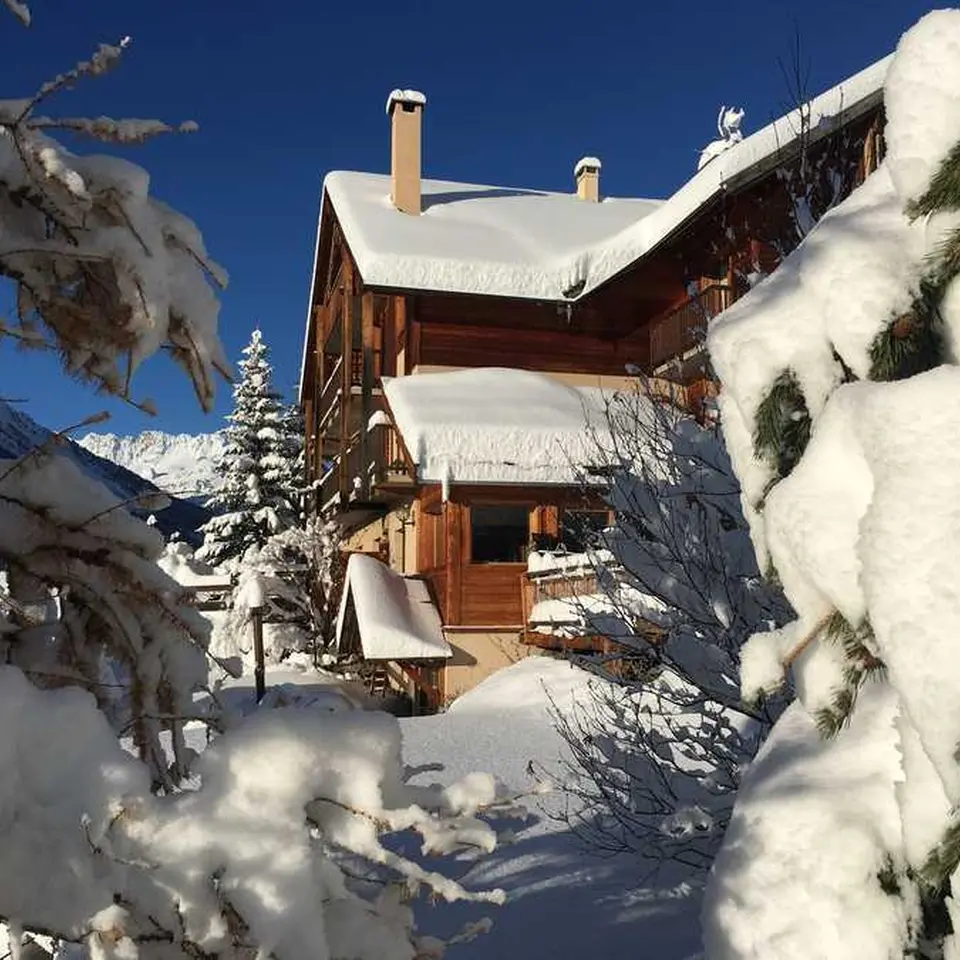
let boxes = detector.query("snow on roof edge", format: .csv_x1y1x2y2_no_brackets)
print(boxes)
335,553,452,661
577,52,893,299
381,367,618,487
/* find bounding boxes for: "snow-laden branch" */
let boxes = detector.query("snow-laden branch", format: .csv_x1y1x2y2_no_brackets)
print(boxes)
0,667,508,960
0,35,229,411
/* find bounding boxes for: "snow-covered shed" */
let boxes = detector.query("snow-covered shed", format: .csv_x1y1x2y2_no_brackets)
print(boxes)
335,553,451,711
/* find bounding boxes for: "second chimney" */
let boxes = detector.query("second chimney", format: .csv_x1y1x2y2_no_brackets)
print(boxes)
575,156,601,202
387,88,426,215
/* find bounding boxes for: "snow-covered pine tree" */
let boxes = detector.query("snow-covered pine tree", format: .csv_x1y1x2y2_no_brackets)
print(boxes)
198,329,303,568
702,12,960,958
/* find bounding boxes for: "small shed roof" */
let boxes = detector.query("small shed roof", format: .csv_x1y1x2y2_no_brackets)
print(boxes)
335,553,451,661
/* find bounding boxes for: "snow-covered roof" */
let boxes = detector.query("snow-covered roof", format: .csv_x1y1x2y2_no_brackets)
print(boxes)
319,55,888,307
336,553,451,661
582,55,891,298
382,367,613,487
323,171,662,301
300,54,890,401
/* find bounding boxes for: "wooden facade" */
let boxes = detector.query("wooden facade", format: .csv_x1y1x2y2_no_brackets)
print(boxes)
413,484,610,628
303,91,886,702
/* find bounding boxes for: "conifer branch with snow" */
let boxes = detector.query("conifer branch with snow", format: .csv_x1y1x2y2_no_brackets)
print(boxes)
703,12,960,958
0,31,229,412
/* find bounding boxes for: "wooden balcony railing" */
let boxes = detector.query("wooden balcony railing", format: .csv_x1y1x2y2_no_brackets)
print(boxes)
519,561,664,667
649,283,731,370
318,420,413,512
522,566,600,613
317,356,344,433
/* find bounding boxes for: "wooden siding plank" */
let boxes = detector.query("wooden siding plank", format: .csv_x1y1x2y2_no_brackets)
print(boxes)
418,320,633,375
445,502,463,623
460,563,526,625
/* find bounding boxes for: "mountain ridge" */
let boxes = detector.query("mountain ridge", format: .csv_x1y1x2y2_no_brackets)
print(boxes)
0,403,211,543
78,429,225,501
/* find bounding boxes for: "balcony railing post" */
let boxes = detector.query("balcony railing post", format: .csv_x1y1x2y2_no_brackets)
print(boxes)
649,282,731,370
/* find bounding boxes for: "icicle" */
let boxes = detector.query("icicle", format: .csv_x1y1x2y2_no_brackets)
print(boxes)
441,461,452,503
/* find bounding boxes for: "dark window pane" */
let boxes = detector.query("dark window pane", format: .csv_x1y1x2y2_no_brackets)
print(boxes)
471,505,529,563
560,509,609,553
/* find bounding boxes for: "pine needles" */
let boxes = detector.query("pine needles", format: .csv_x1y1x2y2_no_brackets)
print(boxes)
813,612,886,739
868,282,947,382
906,140,960,220
752,370,811,483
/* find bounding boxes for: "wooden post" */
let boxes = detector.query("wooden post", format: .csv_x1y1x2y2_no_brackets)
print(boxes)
251,604,265,703
445,502,463,623
395,295,407,375
407,671,418,717
359,292,375,498
338,261,355,500
408,297,421,369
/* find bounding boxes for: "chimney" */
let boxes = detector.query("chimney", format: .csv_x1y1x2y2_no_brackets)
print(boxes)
386,88,426,215
575,156,601,202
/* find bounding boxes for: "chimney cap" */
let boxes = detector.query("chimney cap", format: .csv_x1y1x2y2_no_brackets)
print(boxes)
386,88,427,116
574,156,602,177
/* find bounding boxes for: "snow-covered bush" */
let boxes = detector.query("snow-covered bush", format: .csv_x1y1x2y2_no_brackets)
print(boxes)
198,329,303,569
552,667,762,873
0,451,210,788
703,13,960,958
0,10,505,957
211,520,341,663
0,666,511,960
551,384,790,870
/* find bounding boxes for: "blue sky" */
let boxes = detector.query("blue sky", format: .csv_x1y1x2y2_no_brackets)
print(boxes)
3,0,933,437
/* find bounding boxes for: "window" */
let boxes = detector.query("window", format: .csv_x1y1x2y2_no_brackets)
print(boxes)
560,509,610,553
470,505,530,563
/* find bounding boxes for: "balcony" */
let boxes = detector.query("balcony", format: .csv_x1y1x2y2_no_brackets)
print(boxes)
520,560,608,653
649,283,731,371
519,557,664,665
318,419,414,518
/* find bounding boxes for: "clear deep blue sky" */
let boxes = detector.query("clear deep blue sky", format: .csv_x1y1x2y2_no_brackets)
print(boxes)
3,0,933,437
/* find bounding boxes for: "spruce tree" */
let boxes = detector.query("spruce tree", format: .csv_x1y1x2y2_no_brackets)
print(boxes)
197,329,303,568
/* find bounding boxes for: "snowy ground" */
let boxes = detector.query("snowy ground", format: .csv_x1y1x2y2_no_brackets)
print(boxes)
187,625,705,959
200,651,375,720
399,657,704,960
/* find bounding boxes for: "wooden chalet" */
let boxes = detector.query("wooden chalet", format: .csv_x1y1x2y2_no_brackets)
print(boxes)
301,64,888,708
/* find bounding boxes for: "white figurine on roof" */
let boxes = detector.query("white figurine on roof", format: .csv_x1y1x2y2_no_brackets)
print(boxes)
697,105,746,171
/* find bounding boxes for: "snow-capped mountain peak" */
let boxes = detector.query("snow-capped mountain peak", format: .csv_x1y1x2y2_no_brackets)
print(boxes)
78,429,225,500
